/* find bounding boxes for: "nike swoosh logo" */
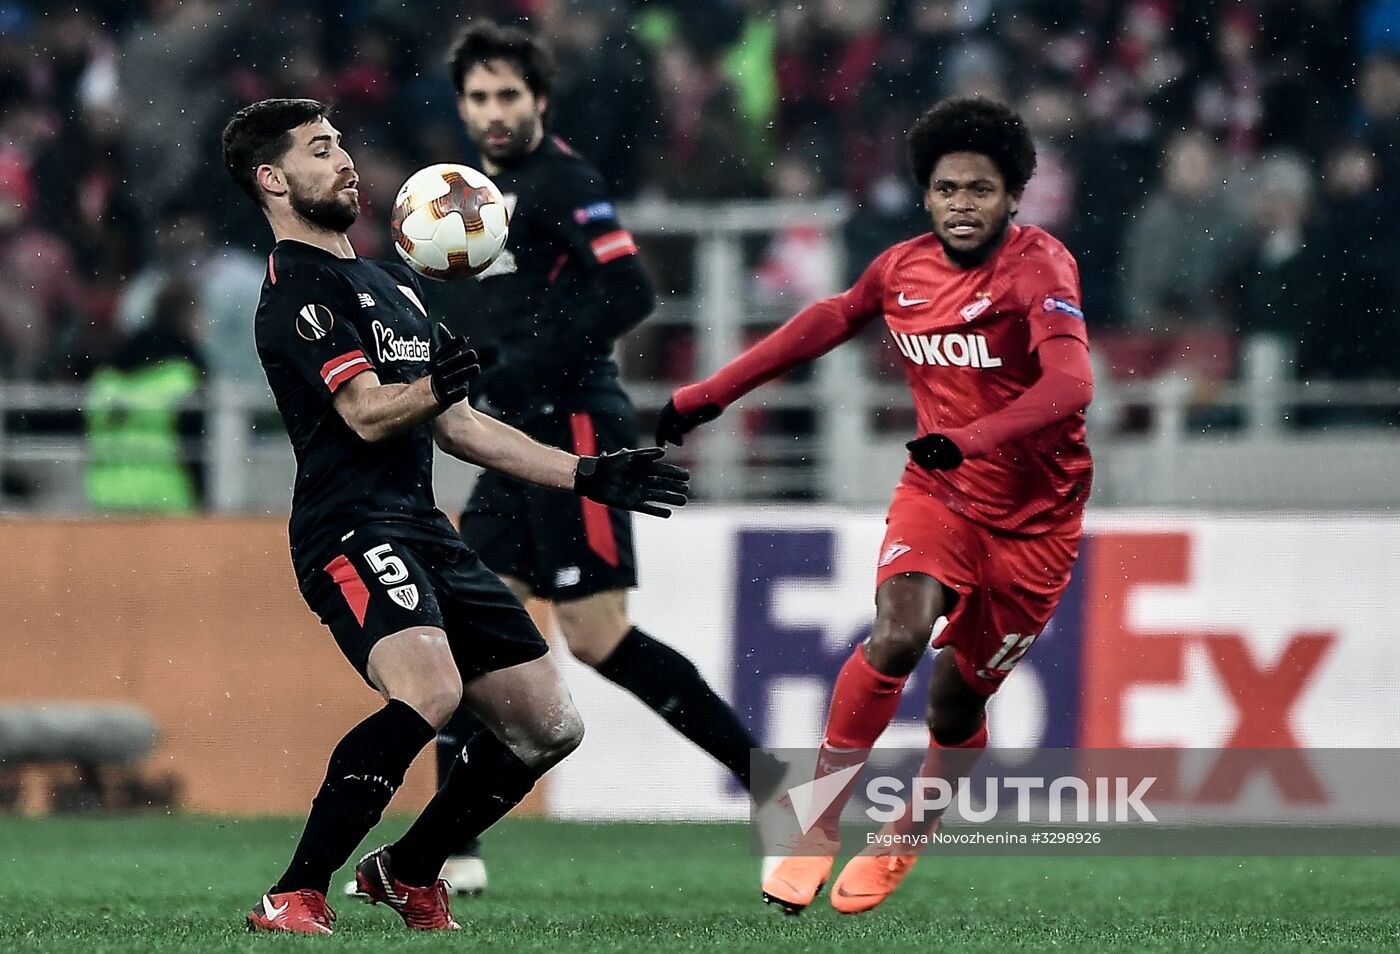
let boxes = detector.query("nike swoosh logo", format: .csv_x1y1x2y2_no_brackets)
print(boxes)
263,894,289,920
897,292,930,307
834,884,880,899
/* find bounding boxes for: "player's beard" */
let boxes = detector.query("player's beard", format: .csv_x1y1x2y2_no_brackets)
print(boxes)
937,213,1012,269
288,179,360,233
473,116,541,167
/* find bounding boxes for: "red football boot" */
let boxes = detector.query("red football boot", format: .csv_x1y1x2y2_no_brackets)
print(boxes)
354,847,460,930
246,889,336,934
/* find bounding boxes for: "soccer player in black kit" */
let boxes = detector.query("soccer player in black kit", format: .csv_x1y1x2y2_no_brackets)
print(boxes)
221,98,687,934
420,21,780,894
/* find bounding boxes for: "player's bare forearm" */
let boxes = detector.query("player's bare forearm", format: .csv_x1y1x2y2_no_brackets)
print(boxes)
332,372,442,443
433,404,577,490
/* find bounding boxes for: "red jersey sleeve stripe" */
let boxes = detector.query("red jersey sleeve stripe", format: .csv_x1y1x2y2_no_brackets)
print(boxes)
320,351,371,392
589,229,638,264
267,252,278,285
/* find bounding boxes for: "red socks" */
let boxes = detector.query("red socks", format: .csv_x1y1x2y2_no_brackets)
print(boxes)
891,720,990,839
806,648,910,836
822,647,909,750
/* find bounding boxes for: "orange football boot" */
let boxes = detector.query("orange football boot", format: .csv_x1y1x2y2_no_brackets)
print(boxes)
760,828,840,915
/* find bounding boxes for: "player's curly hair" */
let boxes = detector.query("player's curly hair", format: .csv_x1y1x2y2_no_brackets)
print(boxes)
222,98,331,207
449,20,555,100
907,98,1037,195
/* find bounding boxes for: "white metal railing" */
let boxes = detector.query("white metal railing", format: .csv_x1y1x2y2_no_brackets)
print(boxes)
2,358,1399,512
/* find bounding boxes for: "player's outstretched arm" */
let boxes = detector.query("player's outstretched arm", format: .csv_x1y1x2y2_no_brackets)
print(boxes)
657,249,891,446
434,408,689,517
332,323,481,442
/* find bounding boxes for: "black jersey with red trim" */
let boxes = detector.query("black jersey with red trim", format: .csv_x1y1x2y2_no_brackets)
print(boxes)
448,135,643,425
255,239,458,571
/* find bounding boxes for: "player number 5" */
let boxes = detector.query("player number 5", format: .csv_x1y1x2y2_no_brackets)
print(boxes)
364,543,409,585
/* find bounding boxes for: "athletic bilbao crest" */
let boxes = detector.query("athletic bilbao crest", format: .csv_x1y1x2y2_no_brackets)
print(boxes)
388,584,420,610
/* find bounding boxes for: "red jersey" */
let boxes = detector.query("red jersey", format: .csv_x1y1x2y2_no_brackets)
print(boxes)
868,225,1091,533
673,223,1092,535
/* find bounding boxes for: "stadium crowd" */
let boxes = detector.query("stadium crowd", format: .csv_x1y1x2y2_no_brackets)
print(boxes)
0,0,1396,390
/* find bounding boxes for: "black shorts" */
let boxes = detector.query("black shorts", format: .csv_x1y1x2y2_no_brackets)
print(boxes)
298,525,549,687
460,410,638,601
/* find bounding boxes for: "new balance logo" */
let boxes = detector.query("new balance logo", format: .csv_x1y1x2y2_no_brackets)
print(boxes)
787,762,866,835
356,292,376,308
889,330,1003,368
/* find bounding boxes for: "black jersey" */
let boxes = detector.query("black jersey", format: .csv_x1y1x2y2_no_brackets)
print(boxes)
255,239,457,571
448,136,646,428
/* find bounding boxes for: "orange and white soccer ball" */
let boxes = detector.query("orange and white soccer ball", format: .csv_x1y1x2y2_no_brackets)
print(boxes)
390,163,509,280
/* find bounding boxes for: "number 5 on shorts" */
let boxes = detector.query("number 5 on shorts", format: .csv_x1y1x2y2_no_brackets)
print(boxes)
364,543,409,584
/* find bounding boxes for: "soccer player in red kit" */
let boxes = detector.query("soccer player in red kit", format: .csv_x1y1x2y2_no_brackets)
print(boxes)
656,98,1094,915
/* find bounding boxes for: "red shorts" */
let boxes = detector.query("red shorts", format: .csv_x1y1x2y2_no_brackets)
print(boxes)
875,483,1082,696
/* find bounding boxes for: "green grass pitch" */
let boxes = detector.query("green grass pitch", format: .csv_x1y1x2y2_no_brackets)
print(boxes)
0,815,1396,952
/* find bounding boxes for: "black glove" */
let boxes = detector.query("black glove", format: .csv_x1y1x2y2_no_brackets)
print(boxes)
574,447,690,518
429,322,480,409
655,398,722,447
906,433,964,471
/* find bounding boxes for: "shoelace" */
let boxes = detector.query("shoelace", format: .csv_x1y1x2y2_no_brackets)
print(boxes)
295,890,336,925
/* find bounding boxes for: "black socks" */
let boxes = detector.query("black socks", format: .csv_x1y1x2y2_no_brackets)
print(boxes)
390,728,541,886
597,627,760,793
273,699,435,895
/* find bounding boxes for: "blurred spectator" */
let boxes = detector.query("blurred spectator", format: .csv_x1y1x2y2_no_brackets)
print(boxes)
752,155,838,304
647,32,762,198
117,0,255,219
539,0,659,198
85,280,207,512
1191,6,1265,162
1227,153,1324,358
0,153,80,380
1355,51,1400,210
31,101,143,351
1085,0,1195,143
774,0,889,192
1305,138,1400,382
1016,84,1085,237
1121,128,1248,330
1259,0,1358,154
115,203,264,388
